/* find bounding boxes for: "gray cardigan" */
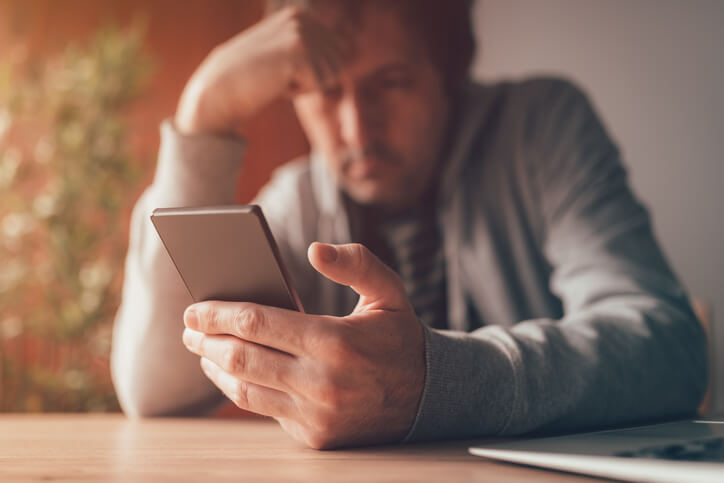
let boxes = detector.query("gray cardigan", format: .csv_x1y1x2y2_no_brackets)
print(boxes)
111,78,707,442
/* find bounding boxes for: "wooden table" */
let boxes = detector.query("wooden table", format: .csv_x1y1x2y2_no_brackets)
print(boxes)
0,414,599,482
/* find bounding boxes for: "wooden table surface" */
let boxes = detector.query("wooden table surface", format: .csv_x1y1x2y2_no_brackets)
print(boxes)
0,414,600,482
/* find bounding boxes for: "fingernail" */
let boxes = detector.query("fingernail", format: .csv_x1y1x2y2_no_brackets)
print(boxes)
317,243,338,263
184,307,198,328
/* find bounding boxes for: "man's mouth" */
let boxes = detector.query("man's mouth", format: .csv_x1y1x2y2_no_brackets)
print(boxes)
347,157,391,178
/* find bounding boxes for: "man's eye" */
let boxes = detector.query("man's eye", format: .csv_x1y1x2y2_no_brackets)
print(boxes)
380,76,413,90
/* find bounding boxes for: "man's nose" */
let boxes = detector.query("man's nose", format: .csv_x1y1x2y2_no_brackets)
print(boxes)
338,90,381,149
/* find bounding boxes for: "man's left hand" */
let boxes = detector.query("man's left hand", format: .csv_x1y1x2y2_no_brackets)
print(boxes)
182,242,425,449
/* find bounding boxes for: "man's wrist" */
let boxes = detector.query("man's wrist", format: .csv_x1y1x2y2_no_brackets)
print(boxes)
174,63,241,136
175,78,224,135
151,120,246,207
403,326,519,442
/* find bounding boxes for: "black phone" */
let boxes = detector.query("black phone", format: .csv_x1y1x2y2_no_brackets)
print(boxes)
150,205,304,312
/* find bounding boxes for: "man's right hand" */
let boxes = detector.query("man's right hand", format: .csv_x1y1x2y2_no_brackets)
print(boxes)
175,6,349,135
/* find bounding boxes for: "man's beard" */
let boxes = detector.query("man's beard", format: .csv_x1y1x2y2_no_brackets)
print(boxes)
338,142,404,172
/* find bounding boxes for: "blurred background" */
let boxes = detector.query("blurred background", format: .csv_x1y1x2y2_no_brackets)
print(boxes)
0,0,306,412
474,0,724,412
0,0,722,413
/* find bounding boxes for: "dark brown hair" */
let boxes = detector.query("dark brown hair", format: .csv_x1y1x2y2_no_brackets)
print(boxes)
266,0,475,99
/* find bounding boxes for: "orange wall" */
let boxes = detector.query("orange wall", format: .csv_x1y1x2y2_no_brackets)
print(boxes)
0,0,309,416
0,0,309,201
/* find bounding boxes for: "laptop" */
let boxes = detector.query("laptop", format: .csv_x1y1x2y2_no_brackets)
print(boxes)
469,418,724,482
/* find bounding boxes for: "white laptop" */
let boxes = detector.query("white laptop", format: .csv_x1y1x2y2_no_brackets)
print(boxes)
469,418,724,483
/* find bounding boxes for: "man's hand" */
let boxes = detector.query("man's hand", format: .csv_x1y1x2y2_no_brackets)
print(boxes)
181,242,425,449
175,6,350,134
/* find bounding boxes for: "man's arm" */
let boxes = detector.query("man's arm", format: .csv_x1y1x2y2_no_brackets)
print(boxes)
112,6,349,417
403,80,707,441
111,123,245,417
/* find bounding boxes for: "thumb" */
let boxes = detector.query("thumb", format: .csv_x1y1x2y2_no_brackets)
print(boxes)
307,242,408,311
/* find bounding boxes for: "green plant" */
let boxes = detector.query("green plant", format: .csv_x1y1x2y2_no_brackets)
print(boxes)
0,24,152,411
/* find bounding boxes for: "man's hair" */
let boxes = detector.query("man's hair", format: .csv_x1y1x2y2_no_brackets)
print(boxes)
266,0,475,99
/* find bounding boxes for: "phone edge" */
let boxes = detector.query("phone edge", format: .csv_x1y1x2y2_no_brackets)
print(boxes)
149,209,199,305
149,205,305,313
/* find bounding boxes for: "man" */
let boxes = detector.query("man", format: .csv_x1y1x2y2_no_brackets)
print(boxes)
112,0,707,449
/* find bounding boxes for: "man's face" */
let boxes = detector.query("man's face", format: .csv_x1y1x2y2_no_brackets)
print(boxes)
292,4,451,212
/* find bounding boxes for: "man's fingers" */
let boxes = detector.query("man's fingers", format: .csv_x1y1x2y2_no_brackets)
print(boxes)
199,357,293,418
307,242,408,311
184,301,327,356
183,329,297,394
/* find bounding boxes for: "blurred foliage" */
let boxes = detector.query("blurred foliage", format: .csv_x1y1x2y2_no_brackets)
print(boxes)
0,23,153,411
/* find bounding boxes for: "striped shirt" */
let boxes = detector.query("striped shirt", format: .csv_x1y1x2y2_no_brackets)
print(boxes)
377,210,448,330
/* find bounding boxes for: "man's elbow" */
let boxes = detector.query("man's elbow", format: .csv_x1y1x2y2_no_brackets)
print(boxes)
117,391,170,419
112,357,222,418
673,307,709,414
110,345,193,418
691,319,710,413
112,365,174,418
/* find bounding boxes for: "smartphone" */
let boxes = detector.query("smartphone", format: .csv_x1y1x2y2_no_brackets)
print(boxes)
150,205,304,312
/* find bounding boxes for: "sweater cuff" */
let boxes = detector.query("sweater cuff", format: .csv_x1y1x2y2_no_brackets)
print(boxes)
403,326,519,442
150,120,246,207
